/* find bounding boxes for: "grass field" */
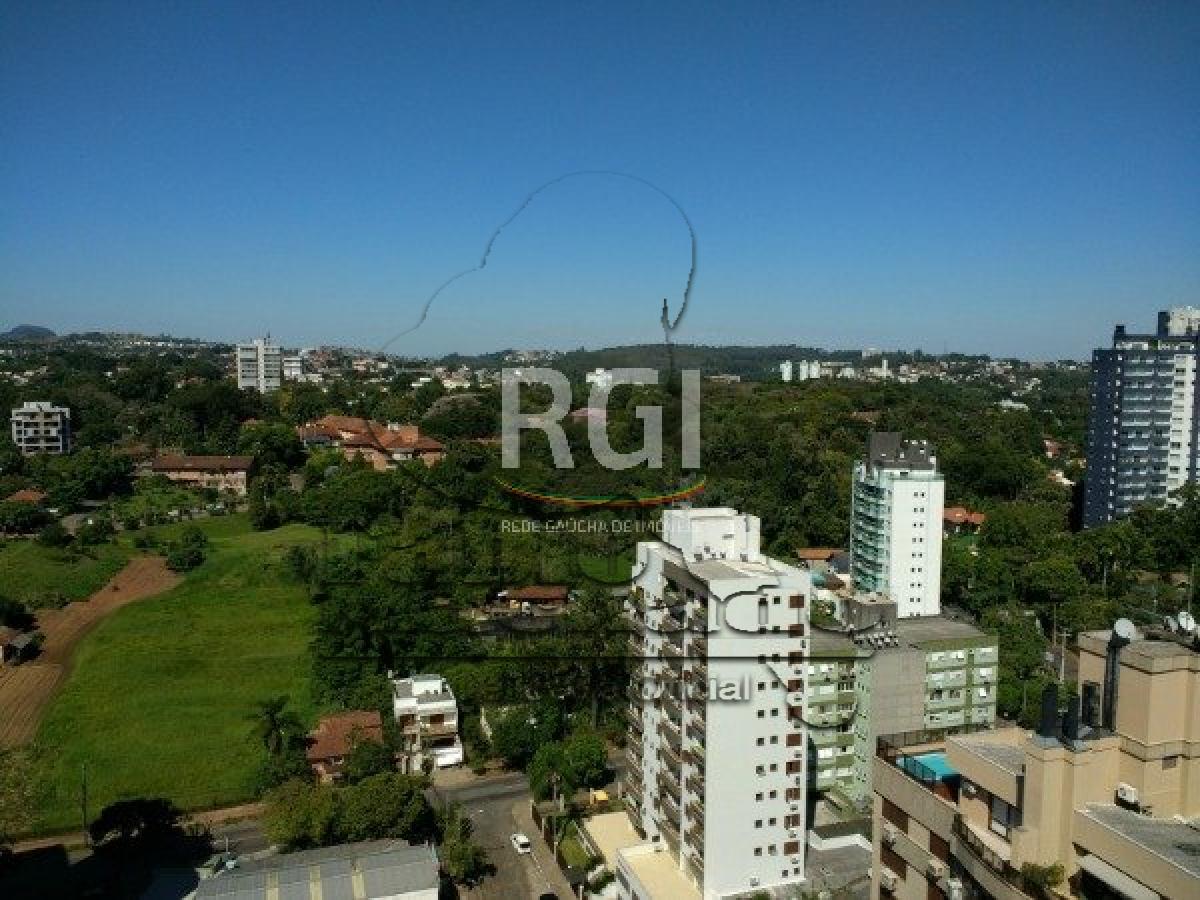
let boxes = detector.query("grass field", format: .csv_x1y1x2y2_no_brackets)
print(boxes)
0,540,131,608
29,515,334,832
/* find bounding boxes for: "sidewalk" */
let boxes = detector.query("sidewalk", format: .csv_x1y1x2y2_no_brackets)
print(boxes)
10,801,266,854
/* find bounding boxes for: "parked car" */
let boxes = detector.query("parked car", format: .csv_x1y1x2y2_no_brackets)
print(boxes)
510,832,532,854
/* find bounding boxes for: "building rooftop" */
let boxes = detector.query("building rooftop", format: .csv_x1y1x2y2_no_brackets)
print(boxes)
306,710,384,762
150,454,253,472
193,840,439,899
1078,804,1200,881
618,844,702,900
583,810,643,869
866,432,936,471
892,615,993,648
948,732,1027,776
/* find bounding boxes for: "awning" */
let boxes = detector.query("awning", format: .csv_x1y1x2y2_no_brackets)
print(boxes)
1077,853,1160,900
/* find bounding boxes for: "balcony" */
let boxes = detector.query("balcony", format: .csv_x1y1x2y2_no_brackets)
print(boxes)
660,715,683,750
951,817,1035,900
662,738,684,769
685,771,704,797
658,768,682,804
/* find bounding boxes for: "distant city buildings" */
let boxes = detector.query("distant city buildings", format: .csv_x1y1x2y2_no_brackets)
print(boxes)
10,401,71,455
779,360,793,382
281,354,304,380
1084,306,1200,527
622,507,813,898
236,336,283,392
850,433,945,618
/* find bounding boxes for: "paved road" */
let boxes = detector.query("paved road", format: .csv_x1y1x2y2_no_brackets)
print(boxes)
432,771,573,899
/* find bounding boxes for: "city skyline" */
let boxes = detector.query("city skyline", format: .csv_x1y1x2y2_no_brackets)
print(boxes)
3,3,1198,358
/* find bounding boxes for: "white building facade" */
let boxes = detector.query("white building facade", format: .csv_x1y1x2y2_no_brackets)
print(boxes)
10,401,71,455
390,673,464,769
849,433,944,618
622,508,813,899
236,337,283,393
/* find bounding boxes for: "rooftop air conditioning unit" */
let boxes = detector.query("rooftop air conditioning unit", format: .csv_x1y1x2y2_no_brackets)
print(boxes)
882,822,899,845
880,869,898,892
945,877,965,900
1117,783,1139,806
928,859,948,879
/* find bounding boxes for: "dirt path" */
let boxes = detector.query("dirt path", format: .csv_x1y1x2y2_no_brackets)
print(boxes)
0,556,180,748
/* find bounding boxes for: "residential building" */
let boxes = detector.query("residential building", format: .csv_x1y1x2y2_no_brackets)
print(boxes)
1084,306,1200,526
586,367,615,391
281,354,304,380
780,360,794,382
942,506,986,536
235,336,283,393
10,401,71,455
193,840,439,900
850,433,945,618
306,710,387,783
806,613,998,812
870,620,1200,900
147,454,253,496
390,673,464,769
297,416,445,469
621,507,813,899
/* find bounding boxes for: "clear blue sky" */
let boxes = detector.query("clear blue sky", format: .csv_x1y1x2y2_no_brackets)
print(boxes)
2,2,1197,359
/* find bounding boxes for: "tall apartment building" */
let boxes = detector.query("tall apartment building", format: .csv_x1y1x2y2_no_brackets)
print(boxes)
1084,306,1200,526
870,621,1200,900
236,336,283,393
620,508,813,899
10,401,71,455
806,613,998,812
850,433,945,618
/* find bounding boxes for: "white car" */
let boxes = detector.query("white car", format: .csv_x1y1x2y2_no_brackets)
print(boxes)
510,832,533,854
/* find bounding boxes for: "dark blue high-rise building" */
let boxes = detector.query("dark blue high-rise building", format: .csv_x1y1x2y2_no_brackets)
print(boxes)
1084,308,1200,527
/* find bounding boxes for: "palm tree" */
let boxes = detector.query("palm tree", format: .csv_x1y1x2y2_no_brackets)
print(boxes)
251,696,303,757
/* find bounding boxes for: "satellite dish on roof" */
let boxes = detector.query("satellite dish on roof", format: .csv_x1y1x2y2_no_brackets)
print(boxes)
1113,618,1138,642
1178,611,1196,635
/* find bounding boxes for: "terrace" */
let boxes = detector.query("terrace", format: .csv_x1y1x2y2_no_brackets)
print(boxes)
876,728,1037,900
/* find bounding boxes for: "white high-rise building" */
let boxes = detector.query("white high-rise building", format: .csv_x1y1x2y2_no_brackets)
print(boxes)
621,508,813,899
236,337,283,393
10,401,71,456
779,360,793,382
849,433,944,618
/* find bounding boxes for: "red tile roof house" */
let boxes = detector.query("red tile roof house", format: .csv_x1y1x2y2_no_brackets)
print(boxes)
296,417,445,470
943,506,987,535
4,489,47,506
305,710,388,783
148,455,254,497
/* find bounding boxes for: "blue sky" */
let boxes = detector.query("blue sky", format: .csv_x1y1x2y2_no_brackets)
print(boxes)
2,2,1197,359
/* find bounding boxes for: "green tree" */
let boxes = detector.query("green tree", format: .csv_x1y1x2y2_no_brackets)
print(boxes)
437,803,492,886
263,779,339,850
342,736,395,783
251,695,305,758
336,773,436,843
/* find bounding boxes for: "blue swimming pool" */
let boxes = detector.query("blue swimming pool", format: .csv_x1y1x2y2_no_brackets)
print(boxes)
900,751,959,781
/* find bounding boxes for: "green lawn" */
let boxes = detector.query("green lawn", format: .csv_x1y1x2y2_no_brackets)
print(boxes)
30,515,333,832
0,540,131,608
